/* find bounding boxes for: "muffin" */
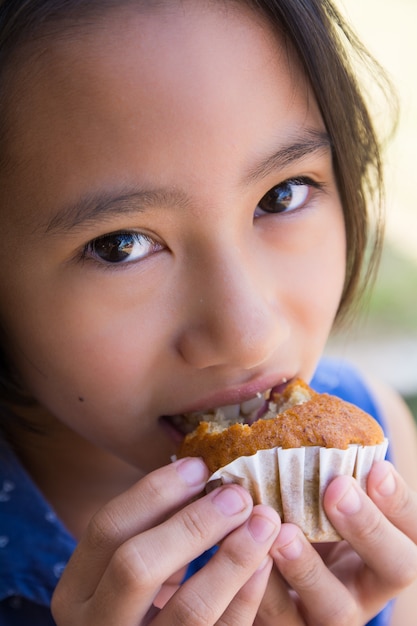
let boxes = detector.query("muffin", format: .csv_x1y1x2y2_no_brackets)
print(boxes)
177,379,388,541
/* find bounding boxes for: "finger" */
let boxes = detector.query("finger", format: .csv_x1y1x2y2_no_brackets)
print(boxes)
153,505,281,626
367,460,417,542
255,562,303,625
79,485,255,624
56,458,209,599
271,524,357,625
324,475,417,597
143,604,161,625
216,557,274,626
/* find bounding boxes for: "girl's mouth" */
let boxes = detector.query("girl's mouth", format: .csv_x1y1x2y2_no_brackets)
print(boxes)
165,390,270,435
161,379,296,437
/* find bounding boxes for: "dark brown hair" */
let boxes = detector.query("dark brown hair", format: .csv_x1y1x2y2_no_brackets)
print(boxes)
0,0,396,408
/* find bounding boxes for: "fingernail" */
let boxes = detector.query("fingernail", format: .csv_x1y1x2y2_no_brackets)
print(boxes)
212,486,250,516
248,514,278,543
176,458,208,486
256,556,272,572
278,534,303,560
376,467,396,497
336,482,361,515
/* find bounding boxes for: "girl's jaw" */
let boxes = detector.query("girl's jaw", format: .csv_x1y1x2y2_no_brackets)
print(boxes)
0,2,346,473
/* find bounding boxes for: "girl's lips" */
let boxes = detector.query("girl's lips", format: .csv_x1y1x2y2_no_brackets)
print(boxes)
169,374,292,417
160,376,293,439
159,415,188,445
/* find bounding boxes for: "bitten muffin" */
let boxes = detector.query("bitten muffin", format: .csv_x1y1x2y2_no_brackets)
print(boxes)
178,379,385,473
177,379,388,542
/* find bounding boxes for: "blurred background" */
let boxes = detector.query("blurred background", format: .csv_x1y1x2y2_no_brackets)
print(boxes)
325,0,417,421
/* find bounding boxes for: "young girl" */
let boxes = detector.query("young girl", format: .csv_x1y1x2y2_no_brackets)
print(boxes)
0,0,416,624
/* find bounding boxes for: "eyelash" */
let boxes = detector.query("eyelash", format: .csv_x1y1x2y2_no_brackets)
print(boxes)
82,231,163,266
81,176,323,266
254,176,323,218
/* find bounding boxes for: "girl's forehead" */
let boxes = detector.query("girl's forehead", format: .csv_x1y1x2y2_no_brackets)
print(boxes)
1,1,322,233
6,1,310,145
10,1,305,95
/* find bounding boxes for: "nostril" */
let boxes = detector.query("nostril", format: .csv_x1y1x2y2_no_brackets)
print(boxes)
176,257,289,370
176,326,228,369
176,307,290,371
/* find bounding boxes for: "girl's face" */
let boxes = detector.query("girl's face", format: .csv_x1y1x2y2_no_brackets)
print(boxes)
0,3,346,471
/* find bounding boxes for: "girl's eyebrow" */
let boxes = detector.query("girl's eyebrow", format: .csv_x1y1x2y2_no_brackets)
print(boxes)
43,188,190,235
243,128,332,185
42,128,331,235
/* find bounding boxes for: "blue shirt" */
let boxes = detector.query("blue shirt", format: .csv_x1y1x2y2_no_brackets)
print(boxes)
0,437,75,624
0,358,393,624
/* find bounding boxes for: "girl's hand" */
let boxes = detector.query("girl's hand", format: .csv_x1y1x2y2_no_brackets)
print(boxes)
255,460,417,625
51,457,281,625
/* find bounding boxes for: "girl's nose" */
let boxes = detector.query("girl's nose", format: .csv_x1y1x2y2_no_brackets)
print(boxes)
176,247,289,370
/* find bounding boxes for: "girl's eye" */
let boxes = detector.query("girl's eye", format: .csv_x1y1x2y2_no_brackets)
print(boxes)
254,178,315,217
84,232,163,264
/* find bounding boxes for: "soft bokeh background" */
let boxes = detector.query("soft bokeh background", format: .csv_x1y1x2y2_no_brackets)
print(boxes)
325,0,417,419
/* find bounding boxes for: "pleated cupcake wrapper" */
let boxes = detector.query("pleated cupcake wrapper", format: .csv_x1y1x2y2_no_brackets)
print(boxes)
209,438,389,542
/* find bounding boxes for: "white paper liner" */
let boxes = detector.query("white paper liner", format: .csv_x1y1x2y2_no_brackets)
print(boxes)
209,439,389,542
